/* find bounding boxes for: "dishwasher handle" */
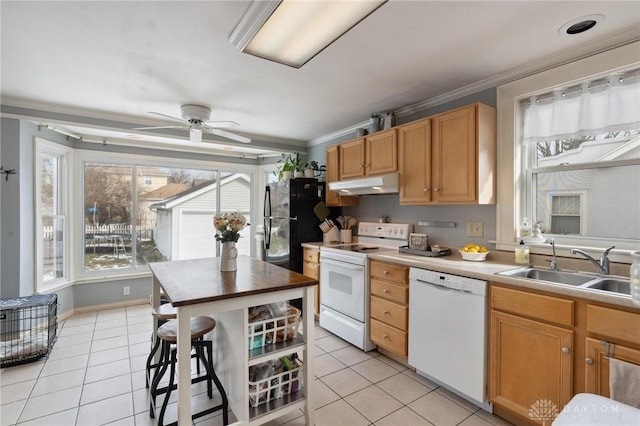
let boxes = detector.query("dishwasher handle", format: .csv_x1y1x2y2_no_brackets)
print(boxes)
413,278,472,294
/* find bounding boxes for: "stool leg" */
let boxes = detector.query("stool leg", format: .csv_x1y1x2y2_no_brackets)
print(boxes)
145,331,162,388
203,341,228,425
158,347,177,426
150,340,170,419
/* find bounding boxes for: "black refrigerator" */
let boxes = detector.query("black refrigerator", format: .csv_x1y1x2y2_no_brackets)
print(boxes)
263,178,323,274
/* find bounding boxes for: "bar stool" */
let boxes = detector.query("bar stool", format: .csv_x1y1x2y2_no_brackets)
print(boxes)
145,303,177,388
149,316,229,426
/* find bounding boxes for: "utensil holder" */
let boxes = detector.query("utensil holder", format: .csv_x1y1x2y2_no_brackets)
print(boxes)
324,227,340,243
340,229,352,243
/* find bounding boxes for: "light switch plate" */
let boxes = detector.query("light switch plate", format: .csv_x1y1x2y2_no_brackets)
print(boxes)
467,221,483,237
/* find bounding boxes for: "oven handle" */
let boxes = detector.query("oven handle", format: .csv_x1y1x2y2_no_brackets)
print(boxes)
320,257,364,271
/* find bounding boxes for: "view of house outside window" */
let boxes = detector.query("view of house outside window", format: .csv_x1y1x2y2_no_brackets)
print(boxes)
520,68,640,242
82,163,252,272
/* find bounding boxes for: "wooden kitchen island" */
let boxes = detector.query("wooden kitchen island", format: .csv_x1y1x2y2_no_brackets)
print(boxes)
149,256,317,425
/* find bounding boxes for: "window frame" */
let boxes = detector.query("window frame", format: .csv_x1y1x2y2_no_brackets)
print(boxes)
34,138,73,291
73,149,258,280
496,42,640,261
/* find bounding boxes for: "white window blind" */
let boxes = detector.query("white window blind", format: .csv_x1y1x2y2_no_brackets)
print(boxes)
521,68,640,144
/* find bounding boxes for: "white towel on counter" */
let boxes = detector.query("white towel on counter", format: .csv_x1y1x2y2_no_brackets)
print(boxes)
609,358,640,408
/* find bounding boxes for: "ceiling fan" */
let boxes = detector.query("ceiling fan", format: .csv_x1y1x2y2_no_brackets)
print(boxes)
135,104,251,144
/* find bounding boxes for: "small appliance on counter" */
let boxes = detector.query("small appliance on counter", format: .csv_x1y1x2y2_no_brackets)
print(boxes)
398,233,451,257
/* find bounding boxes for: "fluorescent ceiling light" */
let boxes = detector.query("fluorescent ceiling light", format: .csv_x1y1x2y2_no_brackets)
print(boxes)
229,0,387,68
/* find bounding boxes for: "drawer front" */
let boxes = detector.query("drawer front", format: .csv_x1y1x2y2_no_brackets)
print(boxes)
371,318,407,356
491,285,574,327
303,261,319,279
371,279,408,304
304,248,319,263
370,261,408,284
587,305,640,345
371,296,408,330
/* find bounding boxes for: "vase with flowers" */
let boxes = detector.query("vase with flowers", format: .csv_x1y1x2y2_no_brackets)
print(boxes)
213,212,247,271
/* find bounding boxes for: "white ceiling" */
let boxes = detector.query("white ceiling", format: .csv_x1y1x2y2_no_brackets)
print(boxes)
1,1,639,157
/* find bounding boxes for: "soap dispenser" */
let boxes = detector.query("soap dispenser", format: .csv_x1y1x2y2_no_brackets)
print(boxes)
515,240,530,265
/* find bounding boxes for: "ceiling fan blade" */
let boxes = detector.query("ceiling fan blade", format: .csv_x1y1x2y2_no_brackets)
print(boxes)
203,120,240,129
147,111,187,123
206,128,252,143
133,125,186,130
190,128,203,144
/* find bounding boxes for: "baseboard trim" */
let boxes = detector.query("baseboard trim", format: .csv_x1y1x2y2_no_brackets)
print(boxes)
58,298,150,321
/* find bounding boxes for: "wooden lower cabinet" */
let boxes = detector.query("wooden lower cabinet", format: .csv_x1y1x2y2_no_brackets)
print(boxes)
302,247,320,317
489,310,573,422
584,337,640,397
489,283,640,425
369,260,409,357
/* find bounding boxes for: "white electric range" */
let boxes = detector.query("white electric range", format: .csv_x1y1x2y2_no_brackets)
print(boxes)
319,222,410,351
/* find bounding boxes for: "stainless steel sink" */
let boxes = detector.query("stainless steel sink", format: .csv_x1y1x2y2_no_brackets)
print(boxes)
583,279,631,295
497,267,596,286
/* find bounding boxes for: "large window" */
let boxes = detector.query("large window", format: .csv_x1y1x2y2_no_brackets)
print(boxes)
81,159,253,275
36,139,71,289
496,42,640,256
520,68,640,242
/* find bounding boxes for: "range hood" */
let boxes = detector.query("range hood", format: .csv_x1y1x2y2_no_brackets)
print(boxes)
328,173,400,195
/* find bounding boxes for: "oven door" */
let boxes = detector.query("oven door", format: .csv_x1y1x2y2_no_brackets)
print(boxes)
319,256,365,322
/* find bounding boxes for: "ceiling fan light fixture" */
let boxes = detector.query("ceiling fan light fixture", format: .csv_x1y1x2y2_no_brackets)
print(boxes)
229,0,387,68
190,128,203,144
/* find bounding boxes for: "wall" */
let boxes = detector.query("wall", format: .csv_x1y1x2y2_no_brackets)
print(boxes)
307,88,498,249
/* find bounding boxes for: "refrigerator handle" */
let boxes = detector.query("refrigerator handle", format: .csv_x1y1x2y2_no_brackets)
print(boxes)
264,185,271,218
264,217,271,249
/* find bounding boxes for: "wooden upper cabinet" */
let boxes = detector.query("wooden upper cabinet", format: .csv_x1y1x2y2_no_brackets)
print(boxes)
325,144,358,207
366,129,398,176
399,118,432,204
403,103,495,205
339,130,398,179
339,138,366,179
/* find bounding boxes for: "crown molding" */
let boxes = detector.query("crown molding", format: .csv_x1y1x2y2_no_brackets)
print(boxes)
309,29,640,147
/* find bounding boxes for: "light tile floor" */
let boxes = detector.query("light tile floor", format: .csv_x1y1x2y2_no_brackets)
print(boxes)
0,304,513,426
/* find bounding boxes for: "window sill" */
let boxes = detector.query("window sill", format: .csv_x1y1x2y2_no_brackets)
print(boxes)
73,271,153,285
493,240,637,264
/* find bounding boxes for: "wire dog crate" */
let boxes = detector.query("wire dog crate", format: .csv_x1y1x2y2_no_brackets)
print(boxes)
1,294,58,367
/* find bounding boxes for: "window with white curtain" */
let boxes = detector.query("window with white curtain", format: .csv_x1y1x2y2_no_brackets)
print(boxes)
519,67,640,241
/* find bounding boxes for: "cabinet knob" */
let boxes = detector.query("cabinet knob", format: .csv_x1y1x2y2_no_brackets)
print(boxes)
383,334,389,339
360,164,364,169
433,187,440,192
562,347,570,354
383,289,390,293
383,270,389,274
365,163,370,168
383,310,389,315
585,358,594,365
424,188,430,192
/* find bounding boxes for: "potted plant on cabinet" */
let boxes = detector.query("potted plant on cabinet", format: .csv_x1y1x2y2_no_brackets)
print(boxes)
276,152,302,181
304,161,325,180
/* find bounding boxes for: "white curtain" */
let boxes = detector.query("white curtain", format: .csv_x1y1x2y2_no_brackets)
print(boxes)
521,68,640,144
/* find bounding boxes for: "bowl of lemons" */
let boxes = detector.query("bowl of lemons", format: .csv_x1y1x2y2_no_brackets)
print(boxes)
459,243,489,261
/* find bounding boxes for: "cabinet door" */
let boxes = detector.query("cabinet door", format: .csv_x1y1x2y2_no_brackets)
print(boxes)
432,105,477,203
325,145,358,207
340,138,366,179
366,129,398,176
399,118,431,204
585,337,640,397
489,310,573,420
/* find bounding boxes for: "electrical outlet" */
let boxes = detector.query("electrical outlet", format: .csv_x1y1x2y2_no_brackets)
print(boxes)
123,286,130,296
467,221,483,237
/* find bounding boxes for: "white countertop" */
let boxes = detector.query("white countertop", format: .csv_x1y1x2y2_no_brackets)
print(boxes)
368,250,639,310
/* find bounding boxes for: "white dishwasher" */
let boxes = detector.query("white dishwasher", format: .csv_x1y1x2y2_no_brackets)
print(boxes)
408,268,491,411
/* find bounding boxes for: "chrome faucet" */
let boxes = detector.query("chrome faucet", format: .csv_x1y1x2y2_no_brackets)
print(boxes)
547,239,558,271
570,245,615,275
